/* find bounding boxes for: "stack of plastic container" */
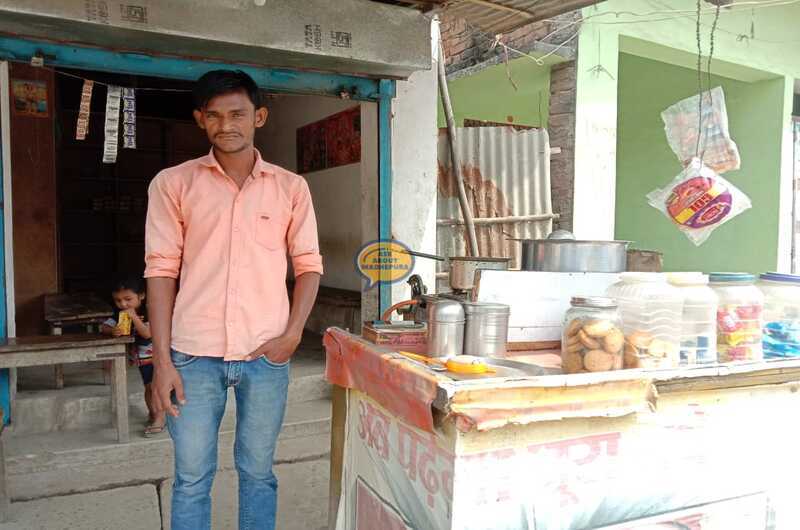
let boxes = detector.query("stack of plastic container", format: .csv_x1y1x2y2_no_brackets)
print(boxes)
667,272,718,364
709,273,763,362
605,273,684,369
757,273,800,358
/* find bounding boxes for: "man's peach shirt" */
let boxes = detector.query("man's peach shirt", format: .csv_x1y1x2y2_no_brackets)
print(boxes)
144,149,323,359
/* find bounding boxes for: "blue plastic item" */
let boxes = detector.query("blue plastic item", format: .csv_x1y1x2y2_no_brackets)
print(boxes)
759,272,800,284
709,273,756,283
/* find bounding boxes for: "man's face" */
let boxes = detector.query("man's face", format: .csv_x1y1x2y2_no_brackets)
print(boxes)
193,90,268,154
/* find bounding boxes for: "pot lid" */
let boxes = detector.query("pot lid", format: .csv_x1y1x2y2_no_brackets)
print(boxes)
428,299,465,322
530,239,631,245
461,302,510,314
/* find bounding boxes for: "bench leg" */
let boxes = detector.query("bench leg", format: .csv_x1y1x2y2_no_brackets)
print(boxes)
110,357,129,443
0,434,9,522
54,365,64,390
102,360,112,386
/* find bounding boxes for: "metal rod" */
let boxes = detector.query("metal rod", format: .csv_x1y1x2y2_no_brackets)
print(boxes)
437,213,560,226
397,249,446,262
437,41,479,257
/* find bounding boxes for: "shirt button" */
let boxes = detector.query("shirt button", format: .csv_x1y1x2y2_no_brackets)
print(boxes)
233,226,239,232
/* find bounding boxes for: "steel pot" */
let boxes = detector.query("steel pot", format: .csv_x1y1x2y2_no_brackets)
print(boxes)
448,256,510,291
462,302,510,357
401,249,510,291
520,240,630,273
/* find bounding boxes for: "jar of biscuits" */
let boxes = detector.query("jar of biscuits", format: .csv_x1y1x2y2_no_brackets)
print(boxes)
562,297,624,374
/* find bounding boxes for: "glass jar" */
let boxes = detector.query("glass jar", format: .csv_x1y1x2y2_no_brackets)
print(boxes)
562,297,624,374
709,273,764,362
667,272,719,365
757,272,800,358
605,272,683,369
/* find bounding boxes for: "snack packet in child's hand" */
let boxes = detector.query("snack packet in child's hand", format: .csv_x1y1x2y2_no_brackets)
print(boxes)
646,158,751,246
116,311,132,335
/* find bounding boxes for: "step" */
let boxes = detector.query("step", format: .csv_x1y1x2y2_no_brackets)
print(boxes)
0,484,161,530
160,460,329,530
10,355,330,436
4,398,331,501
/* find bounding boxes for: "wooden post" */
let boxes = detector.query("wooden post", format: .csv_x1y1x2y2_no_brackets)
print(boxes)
328,385,347,530
0,408,9,522
111,356,129,443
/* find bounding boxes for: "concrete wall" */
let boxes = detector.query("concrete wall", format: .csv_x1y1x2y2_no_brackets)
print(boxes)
437,58,551,129
389,21,440,305
574,0,799,274
616,53,787,273
258,96,369,292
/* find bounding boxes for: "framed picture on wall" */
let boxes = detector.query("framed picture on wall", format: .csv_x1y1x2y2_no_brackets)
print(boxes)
297,106,361,173
11,79,49,118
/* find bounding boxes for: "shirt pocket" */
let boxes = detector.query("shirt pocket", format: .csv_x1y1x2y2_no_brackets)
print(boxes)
254,211,289,251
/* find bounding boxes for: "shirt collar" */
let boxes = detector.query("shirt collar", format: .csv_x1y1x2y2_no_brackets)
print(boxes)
199,148,274,178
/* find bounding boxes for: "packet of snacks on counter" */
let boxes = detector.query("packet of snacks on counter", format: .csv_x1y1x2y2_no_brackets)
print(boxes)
647,158,752,246
661,86,741,174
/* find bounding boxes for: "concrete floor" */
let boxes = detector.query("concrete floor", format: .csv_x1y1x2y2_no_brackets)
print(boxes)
2,333,331,529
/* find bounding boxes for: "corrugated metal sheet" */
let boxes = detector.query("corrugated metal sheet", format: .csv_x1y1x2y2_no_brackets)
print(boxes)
437,126,554,271
375,0,602,34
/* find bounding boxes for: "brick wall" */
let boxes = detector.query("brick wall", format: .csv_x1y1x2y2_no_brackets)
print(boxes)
439,12,580,230
439,12,580,74
548,61,577,231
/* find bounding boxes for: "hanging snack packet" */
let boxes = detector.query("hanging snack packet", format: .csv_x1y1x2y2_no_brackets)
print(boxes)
647,158,751,246
661,87,740,174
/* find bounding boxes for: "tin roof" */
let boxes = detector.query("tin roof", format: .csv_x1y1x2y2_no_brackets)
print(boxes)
374,0,604,34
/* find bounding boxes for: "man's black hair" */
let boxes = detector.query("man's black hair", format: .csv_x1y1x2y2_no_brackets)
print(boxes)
193,70,261,110
111,274,146,295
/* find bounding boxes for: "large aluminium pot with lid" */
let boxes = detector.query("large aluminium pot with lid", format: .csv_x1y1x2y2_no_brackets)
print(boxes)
521,239,630,273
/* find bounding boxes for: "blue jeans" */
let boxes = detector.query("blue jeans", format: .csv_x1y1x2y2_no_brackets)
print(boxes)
167,350,290,530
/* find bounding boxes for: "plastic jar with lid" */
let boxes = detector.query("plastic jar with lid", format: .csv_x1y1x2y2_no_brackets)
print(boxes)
561,297,624,374
757,272,800,358
667,273,719,365
709,273,764,362
605,272,683,369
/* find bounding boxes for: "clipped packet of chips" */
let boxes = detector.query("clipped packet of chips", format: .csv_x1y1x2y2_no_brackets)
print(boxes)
646,158,751,246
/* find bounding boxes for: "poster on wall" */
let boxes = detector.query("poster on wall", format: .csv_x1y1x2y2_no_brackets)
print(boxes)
296,106,360,173
11,79,48,118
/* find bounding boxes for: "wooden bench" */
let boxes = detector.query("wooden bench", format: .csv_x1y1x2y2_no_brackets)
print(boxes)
0,335,132,443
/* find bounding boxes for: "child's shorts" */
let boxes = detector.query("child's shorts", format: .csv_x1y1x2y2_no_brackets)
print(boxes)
139,364,154,385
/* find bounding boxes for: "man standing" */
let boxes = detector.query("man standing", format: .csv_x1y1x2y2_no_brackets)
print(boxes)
145,70,322,530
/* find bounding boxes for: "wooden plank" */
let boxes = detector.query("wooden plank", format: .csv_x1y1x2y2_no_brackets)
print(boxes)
0,334,131,354
0,344,127,369
0,418,7,522
328,385,346,530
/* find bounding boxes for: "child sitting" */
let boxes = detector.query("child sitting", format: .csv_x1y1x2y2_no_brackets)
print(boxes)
101,275,165,436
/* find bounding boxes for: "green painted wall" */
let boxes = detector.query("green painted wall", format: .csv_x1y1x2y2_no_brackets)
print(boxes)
437,57,551,128
615,53,786,273
573,0,799,266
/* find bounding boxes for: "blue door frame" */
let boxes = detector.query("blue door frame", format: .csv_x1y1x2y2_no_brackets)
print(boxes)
0,36,395,420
